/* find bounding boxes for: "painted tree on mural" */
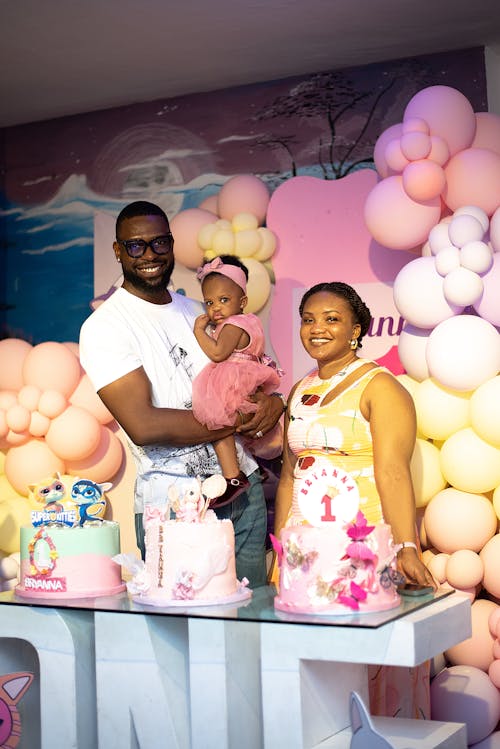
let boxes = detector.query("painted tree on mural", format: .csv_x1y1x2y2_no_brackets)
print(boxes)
251,58,440,181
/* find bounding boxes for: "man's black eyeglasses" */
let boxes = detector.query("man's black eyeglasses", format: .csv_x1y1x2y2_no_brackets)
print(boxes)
116,233,174,258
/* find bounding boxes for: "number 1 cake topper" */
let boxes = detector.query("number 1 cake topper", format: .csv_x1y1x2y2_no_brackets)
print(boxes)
296,464,360,527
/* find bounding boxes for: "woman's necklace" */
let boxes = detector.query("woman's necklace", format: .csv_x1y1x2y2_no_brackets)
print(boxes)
314,357,361,385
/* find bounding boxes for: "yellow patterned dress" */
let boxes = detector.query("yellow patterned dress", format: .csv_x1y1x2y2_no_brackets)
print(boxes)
283,359,431,720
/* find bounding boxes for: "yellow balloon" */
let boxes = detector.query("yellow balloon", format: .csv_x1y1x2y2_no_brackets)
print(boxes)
470,376,500,448
242,258,271,313
198,223,218,251
492,485,500,520
253,227,277,262
414,378,471,441
232,212,259,232
212,228,235,255
410,438,447,508
440,428,500,493
0,496,31,554
234,229,261,257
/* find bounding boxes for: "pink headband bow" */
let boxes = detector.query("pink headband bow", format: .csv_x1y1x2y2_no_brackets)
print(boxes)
196,257,247,292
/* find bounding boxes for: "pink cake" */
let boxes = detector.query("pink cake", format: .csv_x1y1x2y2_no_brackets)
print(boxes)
125,476,251,606
274,512,402,615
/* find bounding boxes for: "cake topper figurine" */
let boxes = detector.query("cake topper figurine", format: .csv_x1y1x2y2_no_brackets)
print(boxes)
71,479,112,526
167,475,227,522
29,472,75,527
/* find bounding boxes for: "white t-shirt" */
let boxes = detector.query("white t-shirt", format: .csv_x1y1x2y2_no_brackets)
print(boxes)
79,288,256,512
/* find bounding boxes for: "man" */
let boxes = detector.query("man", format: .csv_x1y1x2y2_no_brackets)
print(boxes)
79,200,284,587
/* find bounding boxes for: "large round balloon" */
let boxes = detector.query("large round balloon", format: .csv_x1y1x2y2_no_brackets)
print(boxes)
424,487,497,553
443,148,500,216
66,425,124,483
373,123,403,178
480,535,500,599
169,208,217,269
474,254,500,327
440,428,500,494
23,342,81,398
490,207,500,252
394,257,462,328
4,439,65,496
426,315,500,391
471,112,500,156
217,175,270,225
45,405,101,461
0,339,32,391
69,374,115,425
414,378,471,441
445,600,497,673
410,438,447,508
446,549,484,589
404,86,476,156
431,664,500,745
470,377,500,447
397,325,431,382
242,258,271,313
364,176,441,250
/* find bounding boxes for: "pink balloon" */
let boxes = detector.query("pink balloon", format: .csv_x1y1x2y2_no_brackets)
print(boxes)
364,176,441,250
424,488,497,553
446,549,484,589
29,410,51,438
402,160,446,202
17,384,41,411
4,438,65,495
400,131,431,161
6,404,30,433
5,430,30,447
491,207,500,253
0,410,7,438
393,257,461,328
66,425,124,483
69,374,114,424
38,389,67,418
169,208,217,269
474,254,500,326
481,535,500,599
0,339,32,391
384,139,409,173
431,664,500,745
444,148,500,217
488,659,500,689
471,112,500,156
402,117,429,135
198,194,219,214
404,86,476,156
428,136,450,166
373,123,403,177
489,607,500,637
0,392,17,410
22,342,81,398
445,599,497,672
45,405,101,461
218,175,270,225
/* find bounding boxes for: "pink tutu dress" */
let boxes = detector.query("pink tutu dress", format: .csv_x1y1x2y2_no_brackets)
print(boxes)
192,313,281,430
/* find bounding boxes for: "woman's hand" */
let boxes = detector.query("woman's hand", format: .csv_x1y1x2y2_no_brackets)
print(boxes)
236,391,284,438
397,548,437,589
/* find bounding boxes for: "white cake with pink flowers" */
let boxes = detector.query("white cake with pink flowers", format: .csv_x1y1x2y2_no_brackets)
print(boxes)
273,466,403,615
273,515,402,615
120,476,251,606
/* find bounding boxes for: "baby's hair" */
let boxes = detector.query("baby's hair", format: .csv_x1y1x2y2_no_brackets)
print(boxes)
299,281,372,348
201,254,249,283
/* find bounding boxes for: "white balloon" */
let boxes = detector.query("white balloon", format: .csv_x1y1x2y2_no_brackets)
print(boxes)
453,205,490,233
428,222,453,255
426,315,500,391
435,245,460,276
448,214,485,248
490,207,500,252
443,267,483,307
460,240,493,274
394,257,462,329
397,324,431,381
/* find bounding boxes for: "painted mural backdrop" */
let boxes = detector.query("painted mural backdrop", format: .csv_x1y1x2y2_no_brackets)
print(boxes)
0,48,487,345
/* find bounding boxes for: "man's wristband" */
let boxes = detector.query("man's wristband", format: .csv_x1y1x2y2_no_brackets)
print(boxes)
273,392,287,412
395,541,418,553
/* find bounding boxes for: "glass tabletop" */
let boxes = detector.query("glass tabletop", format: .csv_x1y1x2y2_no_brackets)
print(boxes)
0,586,454,629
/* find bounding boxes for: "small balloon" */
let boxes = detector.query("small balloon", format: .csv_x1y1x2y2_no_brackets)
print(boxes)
23,342,81,398
46,405,101,461
443,266,483,307
460,241,493,274
448,214,485,248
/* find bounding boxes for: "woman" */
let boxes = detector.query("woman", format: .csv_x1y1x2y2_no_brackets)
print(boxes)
274,281,435,717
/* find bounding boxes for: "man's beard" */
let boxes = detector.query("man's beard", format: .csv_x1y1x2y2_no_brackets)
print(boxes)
122,263,173,296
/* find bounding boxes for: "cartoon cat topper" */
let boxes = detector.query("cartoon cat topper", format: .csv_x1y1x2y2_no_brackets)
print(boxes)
28,472,66,511
0,672,34,749
71,478,112,526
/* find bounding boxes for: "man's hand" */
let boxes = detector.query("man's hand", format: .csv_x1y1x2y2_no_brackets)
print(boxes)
236,391,284,439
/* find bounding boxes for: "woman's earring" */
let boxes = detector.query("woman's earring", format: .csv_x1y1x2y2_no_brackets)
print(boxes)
350,338,358,350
